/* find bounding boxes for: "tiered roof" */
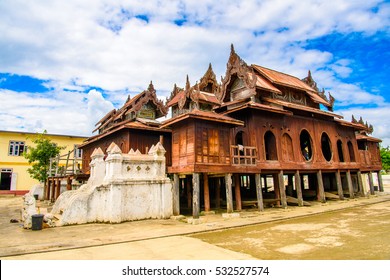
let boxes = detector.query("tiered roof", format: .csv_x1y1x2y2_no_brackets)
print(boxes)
93,82,167,134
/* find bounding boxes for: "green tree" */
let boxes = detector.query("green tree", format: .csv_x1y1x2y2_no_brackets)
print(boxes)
380,146,390,173
23,131,64,183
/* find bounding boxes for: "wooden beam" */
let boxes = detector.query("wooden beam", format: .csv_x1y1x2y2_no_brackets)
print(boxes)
45,178,51,200
378,171,384,192
66,176,72,191
173,174,180,216
294,171,304,207
203,173,210,212
50,178,55,202
234,174,242,211
255,174,264,211
55,177,61,200
368,171,375,195
225,173,233,213
335,170,344,200
273,174,281,207
278,171,287,209
357,171,365,197
316,170,326,203
346,170,354,199
192,173,200,219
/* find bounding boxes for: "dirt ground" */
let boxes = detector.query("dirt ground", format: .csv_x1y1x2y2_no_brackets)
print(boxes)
192,200,390,259
1,187,390,260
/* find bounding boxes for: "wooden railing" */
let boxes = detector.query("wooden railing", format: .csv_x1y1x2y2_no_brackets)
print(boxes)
48,149,82,177
231,145,257,165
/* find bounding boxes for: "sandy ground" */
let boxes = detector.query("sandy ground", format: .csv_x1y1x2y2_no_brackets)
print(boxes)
1,186,390,260
192,200,390,259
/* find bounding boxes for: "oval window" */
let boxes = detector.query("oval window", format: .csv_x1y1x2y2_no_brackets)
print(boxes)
300,130,313,161
321,132,332,161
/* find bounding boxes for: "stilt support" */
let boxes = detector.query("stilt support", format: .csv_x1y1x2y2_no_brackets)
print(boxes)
234,174,242,211
203,173,210,212
225,173,233,213
173,174,180,216
295,171,303,206
378,172,384,192
278,171,287,209
368,172,375,195
192,173,200,219
316,170,326,203
336,170,344,200
255,174,264,211
346,170,354,199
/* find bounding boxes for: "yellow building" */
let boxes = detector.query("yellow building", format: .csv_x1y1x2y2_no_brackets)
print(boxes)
0,130,87,193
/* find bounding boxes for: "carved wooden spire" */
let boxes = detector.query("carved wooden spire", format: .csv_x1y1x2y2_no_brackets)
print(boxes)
147,81,156,95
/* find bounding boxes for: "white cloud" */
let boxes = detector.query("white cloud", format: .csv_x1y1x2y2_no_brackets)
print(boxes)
87,89,115,129
0,88,113,136
337,104,390,147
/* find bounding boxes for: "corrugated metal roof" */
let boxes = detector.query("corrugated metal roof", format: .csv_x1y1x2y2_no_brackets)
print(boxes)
166,90,185,107
252,64,315,92
247,72,281,94
356,133,382,142
252,64,331,106
167,90,220,107
263,97,342,119
197,91,220,105
161,109,244,127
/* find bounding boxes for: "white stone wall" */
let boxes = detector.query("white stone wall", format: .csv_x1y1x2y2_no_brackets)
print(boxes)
50,142,173,226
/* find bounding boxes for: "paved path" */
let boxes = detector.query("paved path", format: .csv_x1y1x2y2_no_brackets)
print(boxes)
1,192,390,260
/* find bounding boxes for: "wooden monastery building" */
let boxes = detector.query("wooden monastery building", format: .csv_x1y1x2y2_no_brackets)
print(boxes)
70,45,383,219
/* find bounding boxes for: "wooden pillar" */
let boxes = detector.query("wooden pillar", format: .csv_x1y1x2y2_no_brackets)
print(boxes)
278,171,287,209
215,178,221,209
173,174,180,216
192,173,200,219
316,170,326,203
55,177,61,199
336,170,344,200
46,178,51,200
186,176,192,208
294,171,303,207
273,174,281,207
50,178,55,201
225,173,233,213
234,174,242,211
255,174,264,211
378,172,384,192
368,171,375,195
203,173,210,212
66,176,72,191
346,170,354,199
357,171,366,197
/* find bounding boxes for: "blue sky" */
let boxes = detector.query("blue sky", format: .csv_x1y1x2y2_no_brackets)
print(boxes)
0,0,389,146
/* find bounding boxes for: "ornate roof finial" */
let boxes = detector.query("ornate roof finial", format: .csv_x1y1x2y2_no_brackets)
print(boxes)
302,70,318,91
231,43,235,54
148,80,155,94
185,75,190,91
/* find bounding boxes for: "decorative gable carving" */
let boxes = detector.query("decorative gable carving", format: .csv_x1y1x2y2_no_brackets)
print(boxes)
219,44,257,103
93,81,167,134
